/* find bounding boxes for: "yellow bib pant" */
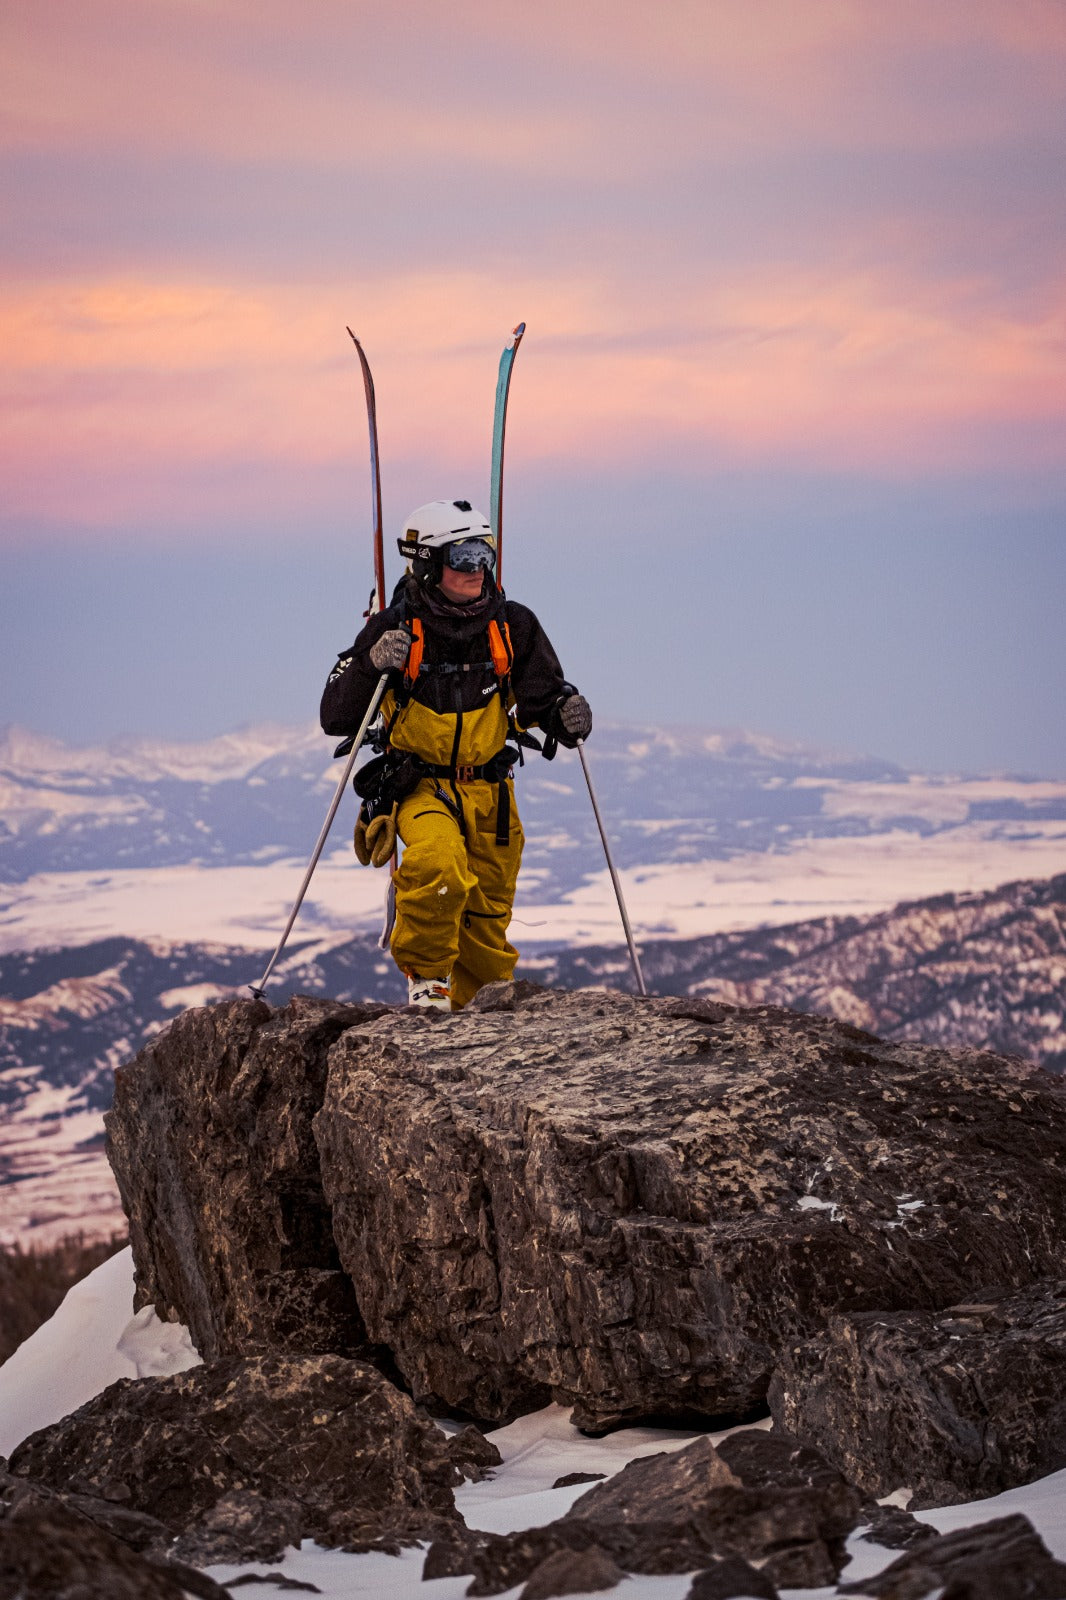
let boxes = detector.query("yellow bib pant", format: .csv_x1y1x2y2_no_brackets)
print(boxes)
390,776,524,1010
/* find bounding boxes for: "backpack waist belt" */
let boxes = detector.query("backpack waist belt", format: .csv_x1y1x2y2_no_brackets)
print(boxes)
417,746,517,846
418,754,513,784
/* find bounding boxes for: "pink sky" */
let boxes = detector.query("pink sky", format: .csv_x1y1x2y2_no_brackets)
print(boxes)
2,2,1064,774
2,0,1065,537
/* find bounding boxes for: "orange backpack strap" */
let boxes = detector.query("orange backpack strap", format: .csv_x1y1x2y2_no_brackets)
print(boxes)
403,617,424,688
487,618,513,678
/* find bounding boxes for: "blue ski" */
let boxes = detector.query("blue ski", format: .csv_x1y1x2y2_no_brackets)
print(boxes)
490,321,525,585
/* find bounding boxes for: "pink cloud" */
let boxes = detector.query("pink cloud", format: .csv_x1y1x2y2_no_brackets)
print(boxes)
1,2,1064,536
2,263,1063,533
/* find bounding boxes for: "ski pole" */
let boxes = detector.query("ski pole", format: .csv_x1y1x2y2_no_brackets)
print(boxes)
249,672,389,998
576,739,647,996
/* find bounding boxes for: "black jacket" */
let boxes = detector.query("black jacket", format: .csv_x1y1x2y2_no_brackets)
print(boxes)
320,577,577,764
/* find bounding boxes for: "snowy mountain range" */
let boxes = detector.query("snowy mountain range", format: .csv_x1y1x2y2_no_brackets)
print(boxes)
3,718,1065,954
535,872,1066,1072
4,717,1064,888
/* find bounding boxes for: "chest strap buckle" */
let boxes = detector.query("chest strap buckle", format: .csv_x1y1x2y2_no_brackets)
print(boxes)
455,763,476,783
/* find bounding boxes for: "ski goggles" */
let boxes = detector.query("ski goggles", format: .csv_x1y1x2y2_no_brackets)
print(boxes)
445,537,495,572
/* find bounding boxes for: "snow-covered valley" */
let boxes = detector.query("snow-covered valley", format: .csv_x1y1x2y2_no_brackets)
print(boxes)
3,718,1065,954
4,818,1066,955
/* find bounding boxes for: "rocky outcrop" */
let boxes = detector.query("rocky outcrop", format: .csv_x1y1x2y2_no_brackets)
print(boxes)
7,1353,498,1554
105,995,388,1361
769,1277,1066,1507
686,1559,780,1600
106,984,1066,1436
0,1487,229,1600
425,1428,861,1593
312,983,1066,1427
838,1513,1066,1599
13,964,1066,1589
519,1546,625,1598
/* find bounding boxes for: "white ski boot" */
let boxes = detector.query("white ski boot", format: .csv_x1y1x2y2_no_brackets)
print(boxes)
407,973,452,1010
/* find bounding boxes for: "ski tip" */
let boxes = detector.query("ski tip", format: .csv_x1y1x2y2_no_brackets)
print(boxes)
511,321,526,343
346,326,361,348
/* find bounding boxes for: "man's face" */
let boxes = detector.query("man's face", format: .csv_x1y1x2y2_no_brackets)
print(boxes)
438,563,484,602
437,537,494,602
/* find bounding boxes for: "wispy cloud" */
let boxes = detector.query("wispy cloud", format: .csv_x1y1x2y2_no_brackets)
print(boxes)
3,260,1063,529
1,1,1064,536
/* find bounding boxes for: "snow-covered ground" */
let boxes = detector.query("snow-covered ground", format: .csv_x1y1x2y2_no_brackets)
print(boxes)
2,820,1065,954
0,1248,198,1457
1,1251,1064,1598
0,852,385,955
515,821,1066,945
0,1082,126,1248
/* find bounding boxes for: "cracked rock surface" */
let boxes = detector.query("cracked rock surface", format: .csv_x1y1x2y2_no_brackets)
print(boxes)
105,983,1066,1435
312,983,1066,1427
105,995,386,1362
769,1276,1066,1506
7,1353,492,1554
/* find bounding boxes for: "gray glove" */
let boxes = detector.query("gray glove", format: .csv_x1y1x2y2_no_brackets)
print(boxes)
560,693,592,739
369,628,411,673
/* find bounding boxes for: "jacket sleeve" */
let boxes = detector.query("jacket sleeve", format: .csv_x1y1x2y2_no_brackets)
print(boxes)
319,609,399,736
506,601,582,742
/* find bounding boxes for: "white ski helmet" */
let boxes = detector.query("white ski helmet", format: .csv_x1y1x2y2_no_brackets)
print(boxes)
397,500,495,575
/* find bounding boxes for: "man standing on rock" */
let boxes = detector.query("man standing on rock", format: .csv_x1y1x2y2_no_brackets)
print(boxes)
321,500,591,1011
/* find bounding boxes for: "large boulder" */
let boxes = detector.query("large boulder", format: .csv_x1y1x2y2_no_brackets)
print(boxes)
769,1277,1066,1506
312,984,1066,1427
108,984,1066,1436
7,1353,497,1554
0,1490,229,1600
838,1513,1066,1599
425,1427,861,1593
105,994,386,1361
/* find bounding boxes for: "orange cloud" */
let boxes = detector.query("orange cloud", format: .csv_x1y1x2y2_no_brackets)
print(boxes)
3,2,1064,533
2,264,1063,532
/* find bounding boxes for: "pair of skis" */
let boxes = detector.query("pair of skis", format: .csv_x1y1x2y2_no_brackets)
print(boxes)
250,325,645,999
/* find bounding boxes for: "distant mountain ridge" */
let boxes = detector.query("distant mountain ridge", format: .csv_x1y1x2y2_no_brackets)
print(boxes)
4,720,1063,904
532,871,1066,1074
